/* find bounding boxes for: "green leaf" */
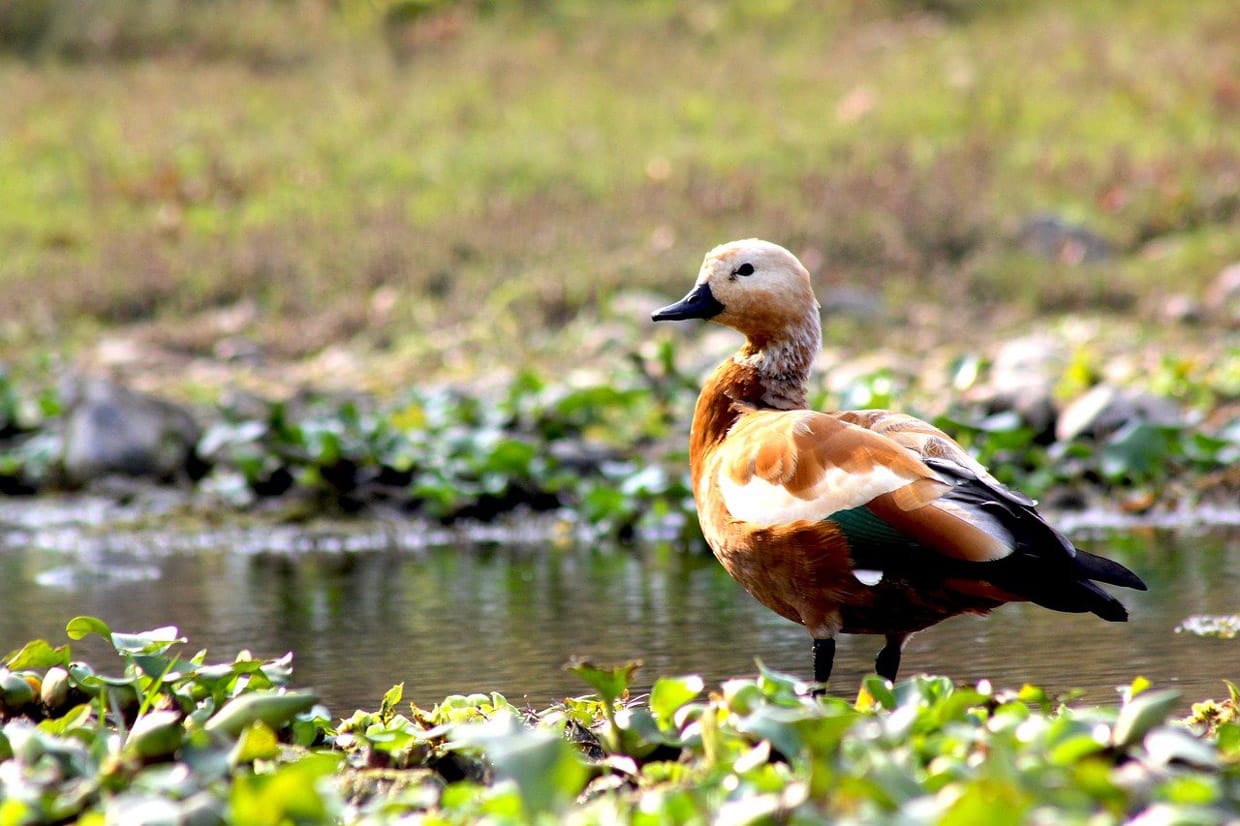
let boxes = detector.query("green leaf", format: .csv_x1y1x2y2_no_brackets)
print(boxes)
1215,722,1240,760
380,683,404,722
1047,733,1107,765
735,704,806,760
564,659,641,706
229,752,342,825
939,779,1030,826
1099,421,1178,481
230,721,281,765
650,675,704,728
861,674,897,711
483,439,537,477
110,627,185,656
1144,728,1219,769
66,616,112,642
205,691,320,737
755,659,804,702
454,716,587,818
5,639,70,671
1112,689,1181,747
1125,675,1153,700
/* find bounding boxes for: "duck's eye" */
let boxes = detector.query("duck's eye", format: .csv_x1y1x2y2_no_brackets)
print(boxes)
734,263,755,277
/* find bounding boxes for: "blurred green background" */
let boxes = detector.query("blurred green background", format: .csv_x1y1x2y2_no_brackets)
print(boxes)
2,0,1237,392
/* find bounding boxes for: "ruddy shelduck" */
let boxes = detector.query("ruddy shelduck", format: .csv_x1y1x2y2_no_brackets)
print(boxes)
652,239,1147,687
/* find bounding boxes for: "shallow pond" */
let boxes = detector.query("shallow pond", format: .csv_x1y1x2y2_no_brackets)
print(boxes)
0,503,1237,715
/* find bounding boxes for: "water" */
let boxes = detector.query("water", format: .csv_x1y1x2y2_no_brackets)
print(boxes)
0,504,1236,716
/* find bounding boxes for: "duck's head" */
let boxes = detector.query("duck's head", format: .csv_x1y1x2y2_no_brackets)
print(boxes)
651,239,819,342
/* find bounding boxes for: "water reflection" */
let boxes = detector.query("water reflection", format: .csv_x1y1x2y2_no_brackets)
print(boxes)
0,518,1236,716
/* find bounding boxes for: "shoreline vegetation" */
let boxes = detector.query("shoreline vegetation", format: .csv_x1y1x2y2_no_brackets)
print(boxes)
1,0,1237,533
1,330,1238,542
2,1,1239,820
0,618,1236,823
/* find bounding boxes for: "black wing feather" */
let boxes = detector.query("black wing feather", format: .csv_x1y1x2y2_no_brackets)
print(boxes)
924,458,1147,621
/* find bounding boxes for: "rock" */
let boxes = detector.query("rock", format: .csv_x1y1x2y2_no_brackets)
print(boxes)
967,335,1064,441
61,377,204,486
1205,262,1240,324
1055,384,1181,443
1017,214,1112,264
1158,293,1205,325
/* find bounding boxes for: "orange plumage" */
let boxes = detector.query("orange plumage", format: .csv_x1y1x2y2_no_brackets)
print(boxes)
652,239,1146,686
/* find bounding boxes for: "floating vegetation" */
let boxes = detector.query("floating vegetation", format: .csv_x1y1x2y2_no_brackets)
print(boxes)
1,620,1238,823
1178,615,1240,640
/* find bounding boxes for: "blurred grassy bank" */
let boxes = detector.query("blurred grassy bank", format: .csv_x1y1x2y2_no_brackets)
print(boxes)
1,0,1238,395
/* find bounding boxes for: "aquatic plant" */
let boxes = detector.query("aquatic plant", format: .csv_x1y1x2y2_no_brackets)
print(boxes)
0,620,1237,823
1,341,1238,535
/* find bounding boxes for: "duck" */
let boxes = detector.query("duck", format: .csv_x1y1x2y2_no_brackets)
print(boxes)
651,239,1147,687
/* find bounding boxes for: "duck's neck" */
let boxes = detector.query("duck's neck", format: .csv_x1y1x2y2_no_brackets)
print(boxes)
688,314,820,482
734,314,820,410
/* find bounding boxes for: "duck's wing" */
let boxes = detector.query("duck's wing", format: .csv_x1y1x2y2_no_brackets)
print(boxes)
834,409,1031,504
711,409,1146,618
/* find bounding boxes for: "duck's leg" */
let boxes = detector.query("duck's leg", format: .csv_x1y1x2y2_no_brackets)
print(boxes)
874,633,907,682
812,637,836,693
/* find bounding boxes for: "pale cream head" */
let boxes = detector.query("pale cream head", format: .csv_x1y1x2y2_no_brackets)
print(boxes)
650,238,824,408
693,238,820,342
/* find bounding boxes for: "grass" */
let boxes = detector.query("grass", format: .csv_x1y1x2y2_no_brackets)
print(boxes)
1,0,1238,393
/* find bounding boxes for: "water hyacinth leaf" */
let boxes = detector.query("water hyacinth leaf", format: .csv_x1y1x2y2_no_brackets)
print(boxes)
483,439,537,477
5,639,69,671
109,627,186,656
939,779,1030,826
39,704,93,736
102,795,181,826
932,686,990,725
611,706,666,756
1124,675,1153,702
205,691,319,737
453,716,587,817
649,675,704,728
259,652,295,685
132,654,188,683
565,659,641,706
1216,723,1240,760
1157,775,1221,806
380,683,404,722
1144,728,1220,769
1176,615,1240,639
66,616,112,642
1099,421,1178,481
1113,689,1181,747
755,660,804,703
735,705,807,760
229,752,343,826
860,674,897,711
1047,732,1108,766
230,721,281,765
124,710,184,760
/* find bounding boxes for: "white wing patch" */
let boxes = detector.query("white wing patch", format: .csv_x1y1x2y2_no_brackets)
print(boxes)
718,464,913,527
853,569,884,586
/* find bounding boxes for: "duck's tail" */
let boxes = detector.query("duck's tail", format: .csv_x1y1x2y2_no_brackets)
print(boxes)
1017,547,1147,622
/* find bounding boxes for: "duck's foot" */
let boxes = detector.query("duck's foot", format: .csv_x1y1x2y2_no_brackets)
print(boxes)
812,638,835,695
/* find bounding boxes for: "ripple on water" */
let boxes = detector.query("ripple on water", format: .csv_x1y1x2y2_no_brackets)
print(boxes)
35,563,163,589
